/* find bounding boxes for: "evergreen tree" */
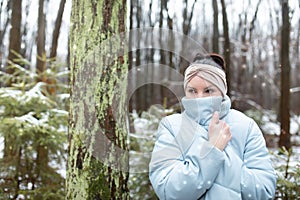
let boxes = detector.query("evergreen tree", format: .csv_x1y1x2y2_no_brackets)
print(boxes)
0,57,69,199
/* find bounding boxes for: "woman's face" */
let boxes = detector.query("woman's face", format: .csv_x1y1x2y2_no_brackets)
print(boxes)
185,76,222,99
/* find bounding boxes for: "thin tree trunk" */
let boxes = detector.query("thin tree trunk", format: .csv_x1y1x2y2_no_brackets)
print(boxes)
36,0,46,77
212,0,219,53
136,1,143,111
159,0,166,108
4,0,21,156
35,1,50,189
66,0,129,199
13,147,22,199
238,13,247,94
50,0,66,59
220,0,231,97
180,0,197,74
246,0,261,95
279,0,291,149
128,0,134,112
248,0,262,42
3,2,22,193
6,0,21,74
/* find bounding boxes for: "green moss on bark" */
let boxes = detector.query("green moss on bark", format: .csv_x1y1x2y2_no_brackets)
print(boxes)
66,0,129,199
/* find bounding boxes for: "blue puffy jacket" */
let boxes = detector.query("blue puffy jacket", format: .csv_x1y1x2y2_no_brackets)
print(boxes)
149,96,277,199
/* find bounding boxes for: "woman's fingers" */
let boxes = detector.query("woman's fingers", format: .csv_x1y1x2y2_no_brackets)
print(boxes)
212,111,220,124
208,116,231,151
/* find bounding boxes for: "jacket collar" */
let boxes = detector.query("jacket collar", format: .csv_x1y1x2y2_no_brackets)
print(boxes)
181,95,231,126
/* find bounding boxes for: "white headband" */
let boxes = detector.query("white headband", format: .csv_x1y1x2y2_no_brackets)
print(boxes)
184,63,227,96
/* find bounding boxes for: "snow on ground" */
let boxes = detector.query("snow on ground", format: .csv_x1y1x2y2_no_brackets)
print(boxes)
261,113,300,136
270,146,300,181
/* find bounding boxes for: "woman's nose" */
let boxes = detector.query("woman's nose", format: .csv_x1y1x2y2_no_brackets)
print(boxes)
194,93,205,98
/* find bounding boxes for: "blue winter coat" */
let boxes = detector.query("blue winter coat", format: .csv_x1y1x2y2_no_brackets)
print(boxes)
149,96,277,200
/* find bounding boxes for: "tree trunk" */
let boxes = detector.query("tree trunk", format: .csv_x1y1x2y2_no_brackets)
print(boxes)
159,0,165,109
220,0,231,97
36,0,46,77
180,0,197,74
6,0,22,75
238,13,247,94
3,1,22,195
35,0,50,189
279,0,291,149
4,0,22,155
135,1,143,111
66,0,129,199
128,0,134,112
212,0,219,53
50,0,66,59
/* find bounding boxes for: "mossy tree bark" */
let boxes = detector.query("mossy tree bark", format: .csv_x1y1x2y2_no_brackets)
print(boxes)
66,0,129,199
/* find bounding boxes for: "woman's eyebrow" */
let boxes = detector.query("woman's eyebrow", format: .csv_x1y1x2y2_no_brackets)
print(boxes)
203,85,214,90
187,86,196,90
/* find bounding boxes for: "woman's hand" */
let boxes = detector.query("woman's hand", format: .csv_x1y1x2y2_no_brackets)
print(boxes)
208,112,232,151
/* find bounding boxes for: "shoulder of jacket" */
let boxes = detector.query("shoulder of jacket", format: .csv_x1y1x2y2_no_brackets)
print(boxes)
162,113,182,123
227,109,259,136
228,109,253,123
159,113,183,132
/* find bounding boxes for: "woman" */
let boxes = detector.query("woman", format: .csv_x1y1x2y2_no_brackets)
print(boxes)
149,54,277,199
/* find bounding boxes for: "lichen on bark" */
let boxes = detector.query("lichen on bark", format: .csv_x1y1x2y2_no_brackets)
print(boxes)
66,0,129,199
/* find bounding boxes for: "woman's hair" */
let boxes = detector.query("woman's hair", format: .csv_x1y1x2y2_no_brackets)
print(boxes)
192,53,226,71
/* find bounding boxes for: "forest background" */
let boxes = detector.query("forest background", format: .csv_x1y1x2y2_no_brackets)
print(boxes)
0,0,299,199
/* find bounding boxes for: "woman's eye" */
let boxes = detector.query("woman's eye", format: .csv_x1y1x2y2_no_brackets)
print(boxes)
188,89,197,94
204,88,214,93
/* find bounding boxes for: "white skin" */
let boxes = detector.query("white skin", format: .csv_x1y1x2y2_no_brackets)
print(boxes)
185,75,232,151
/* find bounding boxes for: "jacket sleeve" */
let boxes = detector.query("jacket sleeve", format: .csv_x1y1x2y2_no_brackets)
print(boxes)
149,117,225,200
241,120,277,199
